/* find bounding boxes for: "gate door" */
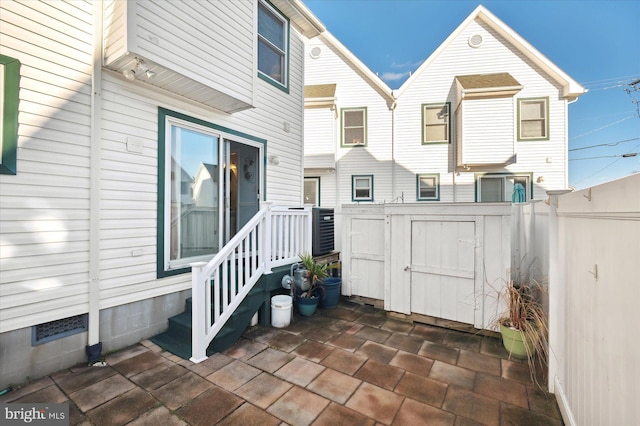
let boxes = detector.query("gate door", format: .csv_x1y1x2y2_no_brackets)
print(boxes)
409,219,476,324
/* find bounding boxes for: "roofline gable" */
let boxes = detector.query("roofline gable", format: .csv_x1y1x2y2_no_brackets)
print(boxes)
396,5,586,100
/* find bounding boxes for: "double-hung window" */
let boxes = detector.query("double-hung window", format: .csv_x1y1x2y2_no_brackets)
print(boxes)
0,54,20,175
257,0,289,90
422,103,450,144
341,108,367,146
352,175,373,202
518,98,548,140
477,174,530,202
417,174,440,201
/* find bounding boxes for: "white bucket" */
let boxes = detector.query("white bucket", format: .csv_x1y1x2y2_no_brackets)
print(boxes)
271,295,292,328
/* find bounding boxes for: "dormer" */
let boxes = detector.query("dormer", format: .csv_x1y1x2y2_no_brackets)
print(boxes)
455,73,523,171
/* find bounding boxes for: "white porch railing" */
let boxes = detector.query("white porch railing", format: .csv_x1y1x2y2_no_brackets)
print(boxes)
189,203,312,363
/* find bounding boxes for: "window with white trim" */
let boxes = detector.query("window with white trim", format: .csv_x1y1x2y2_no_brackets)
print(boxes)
518,98,548,140
258,0,288,89
422,103,450,144
352,175,373,201
417,174,440,201
477,174,530,202
304,177,320,206
341,108,367,146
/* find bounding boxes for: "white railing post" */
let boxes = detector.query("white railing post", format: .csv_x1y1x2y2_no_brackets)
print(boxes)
263,202,273,273
304,204,313,254
190,261,208,363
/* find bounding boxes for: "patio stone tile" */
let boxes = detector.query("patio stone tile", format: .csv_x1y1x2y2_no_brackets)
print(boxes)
186,352,234,377
443,330,482,352
355,325,392,343
54,366,117,395
292,339,334,362
105,345,149,365
356,341,398,364
393,398,455,426
307,368,362,404
312,402,375,426
389,350,434,377
343,322,365,334
223,338,267,360
500,402,563,426
356,313,387,328
474,373,528,409
428,361,476,390
0,376,56,403
12,384,67,404
176,386,243,425
151,371,213,410
501,359,534,384
526,385,563,420
234,372,292,408
130,362,187,391
411,323,447,343
419,341,460,365
265,331,307,352
454,417,486,426
205,360,261,391
85,387,156,426
244,325,282,343
267,386,330,425
302,325,340,343
323,307,362,321
327,333,366,352
457,349,501,376
247,347,294,373
68,400,87,426
113,350,167,378
320,348,367,375
275,356,325,387
355,359,404,391
381,318,414,334
217,402,282,426
442,386,500,425
345,382,404,425
480,336,510,359
384,333,424,354
127,406,187,426
394,371,448,407
70,374,135,412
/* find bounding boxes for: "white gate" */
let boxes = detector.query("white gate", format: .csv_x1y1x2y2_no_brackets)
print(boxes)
408,218,476,324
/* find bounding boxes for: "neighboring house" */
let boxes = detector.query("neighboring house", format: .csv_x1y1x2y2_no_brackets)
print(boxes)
303,5,585,221
0,0,323,386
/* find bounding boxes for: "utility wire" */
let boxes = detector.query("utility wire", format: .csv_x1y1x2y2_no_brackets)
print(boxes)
569,115,636,140
570,153,637,161
573,143,640,186
569,137,640,151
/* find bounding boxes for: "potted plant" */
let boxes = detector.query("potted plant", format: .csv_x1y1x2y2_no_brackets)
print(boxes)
497,276,549,385
296,253,329,316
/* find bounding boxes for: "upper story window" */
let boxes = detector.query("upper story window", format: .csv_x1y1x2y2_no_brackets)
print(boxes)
0,54,20,175
477,173,531,202
422,103,450,144
341,107,367,147
352,175,373,202
258,0,289,91
417,174,440,201
518,98,548,141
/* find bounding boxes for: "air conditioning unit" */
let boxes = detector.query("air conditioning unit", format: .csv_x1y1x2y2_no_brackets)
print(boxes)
312,208,334,256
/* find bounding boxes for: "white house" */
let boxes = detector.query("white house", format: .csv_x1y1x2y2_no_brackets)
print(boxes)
304,5,585,215
0,0,323,386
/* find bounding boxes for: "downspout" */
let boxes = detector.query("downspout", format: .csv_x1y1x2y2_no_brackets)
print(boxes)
86,1,103,364
390,95,397,201
565,97,579,189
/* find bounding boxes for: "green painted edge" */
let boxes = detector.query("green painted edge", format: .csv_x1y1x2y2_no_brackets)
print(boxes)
416,173,440,201
0,55,20,175
517,97,550,142
340,107,368,147
421,102,451,145
351,174,374,202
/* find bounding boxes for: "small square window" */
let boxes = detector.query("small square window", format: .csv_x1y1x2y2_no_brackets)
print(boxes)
518,98,548,140
422,103,450,144
417,174,440,201
352,175,373,201
341,108,367,146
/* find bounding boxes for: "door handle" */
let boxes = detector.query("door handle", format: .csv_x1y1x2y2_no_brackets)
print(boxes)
404,266,411,271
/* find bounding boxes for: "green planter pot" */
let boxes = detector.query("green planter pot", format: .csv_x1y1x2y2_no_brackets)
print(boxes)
500,323,537,359
296,295,319,317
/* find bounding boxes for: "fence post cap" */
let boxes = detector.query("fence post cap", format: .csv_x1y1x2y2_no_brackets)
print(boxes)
190,262,208,268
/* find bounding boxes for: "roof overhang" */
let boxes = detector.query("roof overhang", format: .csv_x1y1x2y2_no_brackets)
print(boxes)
456,73,523,101
270,0,325,38
304,84,337,108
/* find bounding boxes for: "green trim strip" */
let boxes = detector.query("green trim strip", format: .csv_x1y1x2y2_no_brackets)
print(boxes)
0,55,21,175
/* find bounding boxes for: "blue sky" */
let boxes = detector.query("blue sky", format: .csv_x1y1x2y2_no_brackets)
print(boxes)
304,0,640,190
